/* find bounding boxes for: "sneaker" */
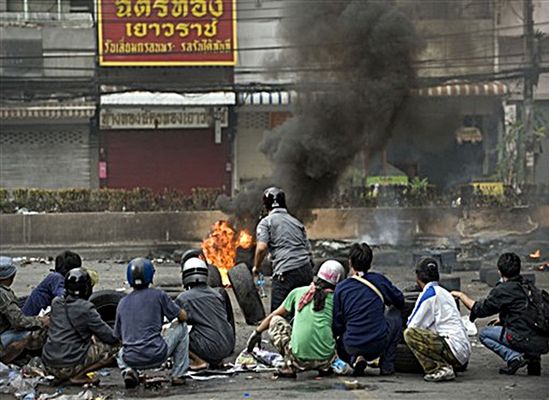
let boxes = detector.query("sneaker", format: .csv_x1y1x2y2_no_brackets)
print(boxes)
122,368,140,389
352,356,367,377
499,357,528,375
424,367,455,382
527,357,541,376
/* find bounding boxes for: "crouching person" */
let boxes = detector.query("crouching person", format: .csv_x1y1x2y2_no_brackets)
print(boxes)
115,258,189,388
42,268,118,385
176,258,235,370
333,243,404,376
246,260,345,378
452,253,549,376
0,256,49,364
404,258,471,382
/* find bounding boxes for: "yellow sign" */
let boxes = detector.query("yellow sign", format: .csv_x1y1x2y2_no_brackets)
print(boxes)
472,182,504,197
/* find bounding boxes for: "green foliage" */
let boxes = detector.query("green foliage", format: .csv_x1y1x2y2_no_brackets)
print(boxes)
0,187,223,213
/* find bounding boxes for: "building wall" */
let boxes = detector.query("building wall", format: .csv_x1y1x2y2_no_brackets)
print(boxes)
0,121,93,189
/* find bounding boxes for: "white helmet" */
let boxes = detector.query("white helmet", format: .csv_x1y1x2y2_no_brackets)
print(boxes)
182,258,209,287
317,260,345,286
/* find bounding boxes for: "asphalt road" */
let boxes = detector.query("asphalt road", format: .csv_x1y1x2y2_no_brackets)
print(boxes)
8,259,549,400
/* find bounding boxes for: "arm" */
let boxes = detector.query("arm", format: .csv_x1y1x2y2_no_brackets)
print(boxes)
246,304,289,351
332,288,345,338
451,291,476,310
51,275,65,298
252,241,268,276
382,276,405,309
87,305,118,344
0,297,43,331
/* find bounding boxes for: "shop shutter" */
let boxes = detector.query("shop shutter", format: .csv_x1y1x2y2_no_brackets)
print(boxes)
0,124,91,189
236,112,272,186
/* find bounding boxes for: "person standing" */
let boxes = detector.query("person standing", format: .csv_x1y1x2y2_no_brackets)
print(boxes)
252,187,313,312
404,258,471,382
452,253,548,376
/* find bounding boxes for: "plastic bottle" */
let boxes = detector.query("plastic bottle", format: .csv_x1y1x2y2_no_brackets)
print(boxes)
256,273,266,298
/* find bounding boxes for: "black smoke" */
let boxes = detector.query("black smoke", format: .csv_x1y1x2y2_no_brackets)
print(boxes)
219,0,419,228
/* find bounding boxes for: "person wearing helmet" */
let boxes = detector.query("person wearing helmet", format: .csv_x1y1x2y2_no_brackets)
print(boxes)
22,250,82,316
114,257,189,388
42,268,119,385
0,256,49,364
175,258,235,370
333,242,404,376
253,187,314,312
246,260,346,378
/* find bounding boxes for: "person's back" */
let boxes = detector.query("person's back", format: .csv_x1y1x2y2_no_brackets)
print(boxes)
22,272,64,316
175,285,234,362
334,272,403,348
115,287,180,368
258,208,311,273
43,295,116,367
285,285,336,361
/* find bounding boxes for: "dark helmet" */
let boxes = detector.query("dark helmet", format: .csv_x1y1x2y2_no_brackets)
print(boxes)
262,187,286,211
181,248,205,266
65,268,93,299
127,257,155,289
182,258,209,288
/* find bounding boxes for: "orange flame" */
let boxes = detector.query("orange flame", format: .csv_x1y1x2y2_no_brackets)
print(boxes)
529,249,541,259
201,220,254,284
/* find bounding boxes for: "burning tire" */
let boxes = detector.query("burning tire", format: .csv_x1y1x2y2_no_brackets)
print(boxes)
207,263,223,288
228,263,266,325
213,287,236,340
89,290,126,327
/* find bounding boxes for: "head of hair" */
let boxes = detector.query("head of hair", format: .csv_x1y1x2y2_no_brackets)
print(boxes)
312,277,336,312
348,242,373,272
497,252,521,278
55,251,82,277
415,257,440,284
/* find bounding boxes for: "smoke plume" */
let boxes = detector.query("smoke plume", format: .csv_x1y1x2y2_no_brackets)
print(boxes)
218,0,419,228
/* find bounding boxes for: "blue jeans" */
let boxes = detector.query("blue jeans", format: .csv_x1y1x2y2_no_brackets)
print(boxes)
0,330,30,348
117,321,189,378
479,326,522,363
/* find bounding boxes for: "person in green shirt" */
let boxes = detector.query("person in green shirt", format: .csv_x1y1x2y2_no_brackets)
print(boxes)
246,260,346,377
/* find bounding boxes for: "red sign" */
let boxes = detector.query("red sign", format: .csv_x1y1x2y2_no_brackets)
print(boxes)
98,0,236,66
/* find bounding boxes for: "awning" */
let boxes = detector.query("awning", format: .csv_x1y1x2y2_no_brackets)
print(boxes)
237,91,297,105
411,82,508,97
0,102,96,119
101,91,236,106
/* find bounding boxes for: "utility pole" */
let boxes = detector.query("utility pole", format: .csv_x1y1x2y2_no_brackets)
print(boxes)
520,0,537,184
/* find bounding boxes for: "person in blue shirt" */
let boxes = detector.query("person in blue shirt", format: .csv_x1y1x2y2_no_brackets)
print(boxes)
333,242,404,376
22,251,81,316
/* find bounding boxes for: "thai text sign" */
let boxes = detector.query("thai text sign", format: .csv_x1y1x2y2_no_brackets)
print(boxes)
100,107,229,129
98,0,236,66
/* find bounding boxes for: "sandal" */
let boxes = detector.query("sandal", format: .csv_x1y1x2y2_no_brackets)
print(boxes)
352,356,367,377
274,369,297,379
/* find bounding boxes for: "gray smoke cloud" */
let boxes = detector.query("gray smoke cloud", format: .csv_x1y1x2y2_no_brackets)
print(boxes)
218,0,419,229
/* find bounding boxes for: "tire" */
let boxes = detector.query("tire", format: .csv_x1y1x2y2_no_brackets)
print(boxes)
228,263,266,325
401,294,418,332
213,287,236,340
522,273,536,285
207,263,223,288
485,269,500,287
89,290,126,327
479,267,492,283
439,276,461,292
394,342,423,374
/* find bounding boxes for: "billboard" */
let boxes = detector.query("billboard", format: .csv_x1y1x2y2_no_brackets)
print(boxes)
98,0,236,66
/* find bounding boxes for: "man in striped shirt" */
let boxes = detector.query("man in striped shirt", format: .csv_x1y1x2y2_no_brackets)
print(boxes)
404,257,471,382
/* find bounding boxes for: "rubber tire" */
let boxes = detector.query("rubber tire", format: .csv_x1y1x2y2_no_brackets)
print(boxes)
439,276,461,292
479,267,492,283
394,342,423,374
89,290,126,327
401,294,418,332
18,295,29,309
207,263,223,288
228,263,266,325
213,287,236,341
485,269,501,287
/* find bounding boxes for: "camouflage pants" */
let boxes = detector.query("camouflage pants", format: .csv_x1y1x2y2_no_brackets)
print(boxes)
403,327,461,374
45,338,119,380
0,328,47,363
268,315,333,372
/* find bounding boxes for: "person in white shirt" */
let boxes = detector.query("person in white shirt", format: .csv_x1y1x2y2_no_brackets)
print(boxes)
404,257,471,382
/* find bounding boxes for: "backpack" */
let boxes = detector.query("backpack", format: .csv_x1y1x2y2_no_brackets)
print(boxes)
521,282,549,337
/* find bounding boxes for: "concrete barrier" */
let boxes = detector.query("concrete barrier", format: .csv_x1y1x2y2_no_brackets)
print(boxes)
1,206,548,257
